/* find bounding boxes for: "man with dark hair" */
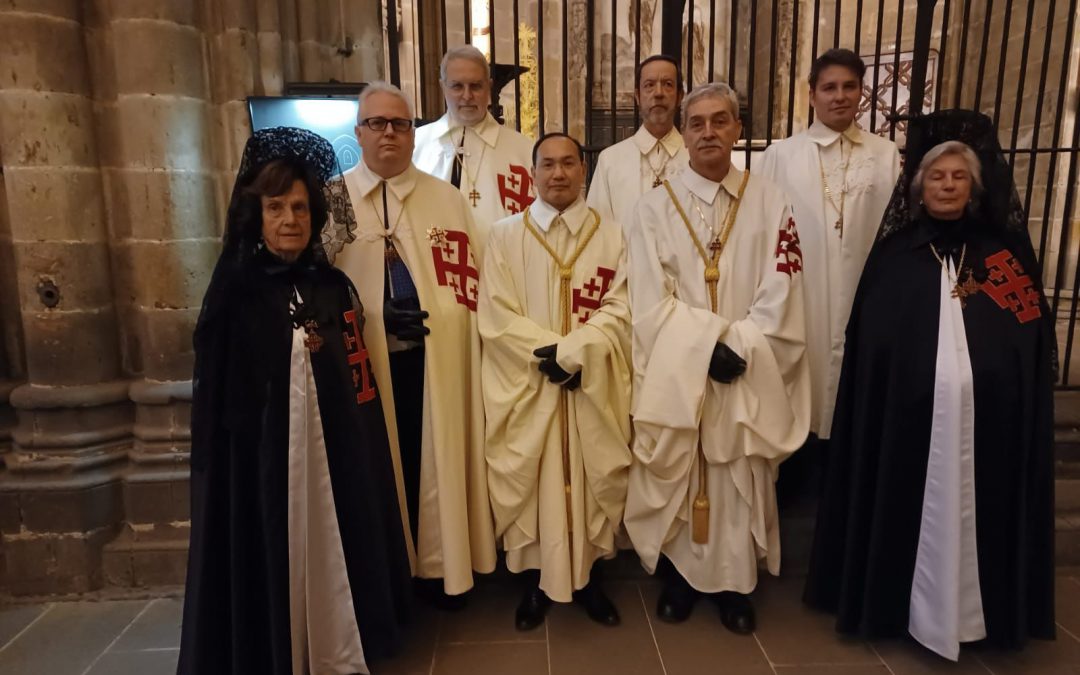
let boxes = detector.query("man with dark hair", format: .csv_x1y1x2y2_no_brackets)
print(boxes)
756,49,900,502
588,54,689,228
480,132,631,631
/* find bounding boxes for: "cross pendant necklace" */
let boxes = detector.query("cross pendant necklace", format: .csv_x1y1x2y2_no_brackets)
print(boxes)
930,243,979,308
648,145,671,189
456,128,487,207
690,194,723,251
302,319,324,353
818,138,851,238
468,188,481,207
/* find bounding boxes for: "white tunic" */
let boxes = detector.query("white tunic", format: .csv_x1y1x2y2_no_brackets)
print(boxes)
908,260,985,661
286,292,367,675
587,125,689,229
479,196,632,602
756,121,900,437
624,167,811,593
413,112,535,231
332,159,497,596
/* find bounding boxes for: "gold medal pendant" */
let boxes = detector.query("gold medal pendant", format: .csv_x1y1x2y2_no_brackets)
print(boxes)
952,268,981,308
652,176,663,188
303,319,324,353
384,241,400,263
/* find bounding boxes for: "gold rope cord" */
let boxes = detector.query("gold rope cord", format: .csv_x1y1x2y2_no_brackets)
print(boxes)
662,170,750,543
521,206,603,536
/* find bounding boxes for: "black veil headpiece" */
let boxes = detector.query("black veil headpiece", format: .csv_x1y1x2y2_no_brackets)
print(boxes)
876,109,1056,375
223,126,356,263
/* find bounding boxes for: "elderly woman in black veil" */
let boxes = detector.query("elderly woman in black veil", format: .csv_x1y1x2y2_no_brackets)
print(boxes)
804,110,1056,661
178,127,412,675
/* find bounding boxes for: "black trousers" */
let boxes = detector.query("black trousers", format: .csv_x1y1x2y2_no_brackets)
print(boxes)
389,346,425,545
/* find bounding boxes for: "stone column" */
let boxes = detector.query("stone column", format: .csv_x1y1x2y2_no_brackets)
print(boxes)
0,152,23,468
86,0,219,587
0,1,130,595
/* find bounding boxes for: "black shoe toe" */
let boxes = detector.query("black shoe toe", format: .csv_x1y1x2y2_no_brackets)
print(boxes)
716,591,756,634
515,587,551,631
573,585,621,626
656,579,697,623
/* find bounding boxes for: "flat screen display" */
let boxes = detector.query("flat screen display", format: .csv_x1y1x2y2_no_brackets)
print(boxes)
248,96,361,174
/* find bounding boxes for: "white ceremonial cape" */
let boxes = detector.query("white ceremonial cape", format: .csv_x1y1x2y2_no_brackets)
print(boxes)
414,112,536,228
623,167,811,593
756,120,899,437
333,160,497,595
587,126,689,229
479,196,632,603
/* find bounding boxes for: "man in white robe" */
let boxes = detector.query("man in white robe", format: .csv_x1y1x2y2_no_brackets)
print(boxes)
587,54,689,228
757,49,900,455
479,133,632,631
332,81,497,608
414,45,535,230
624,83,811,633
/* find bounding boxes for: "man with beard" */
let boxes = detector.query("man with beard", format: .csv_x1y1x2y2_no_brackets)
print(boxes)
414,45,535,229
588,54,689,228
624,83,811,634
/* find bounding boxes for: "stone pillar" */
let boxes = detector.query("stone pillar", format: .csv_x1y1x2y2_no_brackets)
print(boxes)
0,1,130,595
86,0,219,587
0,150,23,468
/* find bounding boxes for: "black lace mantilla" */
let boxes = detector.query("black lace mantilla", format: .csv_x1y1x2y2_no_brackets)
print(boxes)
237,126,338,183
877,109,1026,241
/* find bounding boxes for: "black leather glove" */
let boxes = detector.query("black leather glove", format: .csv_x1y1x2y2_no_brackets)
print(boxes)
533,344,582,391
384,297,429,341
709,342,746,383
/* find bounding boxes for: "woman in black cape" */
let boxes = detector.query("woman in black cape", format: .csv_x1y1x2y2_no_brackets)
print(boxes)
804,110,1056,660
178,127,412,675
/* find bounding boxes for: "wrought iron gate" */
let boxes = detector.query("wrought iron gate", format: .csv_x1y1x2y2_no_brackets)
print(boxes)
385,0,1080,386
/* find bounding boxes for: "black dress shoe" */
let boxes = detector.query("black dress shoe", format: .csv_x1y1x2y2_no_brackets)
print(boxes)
656,575,698,623
515,586,552,631
715,591,756,634
572,582,621,626
416,577,468,611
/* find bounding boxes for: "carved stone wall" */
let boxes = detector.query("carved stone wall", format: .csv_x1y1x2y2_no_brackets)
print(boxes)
0,0,383,595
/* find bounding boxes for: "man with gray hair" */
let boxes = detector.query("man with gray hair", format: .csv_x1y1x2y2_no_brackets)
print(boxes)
624,82,811,633
331,80,497,609
414,45,535,230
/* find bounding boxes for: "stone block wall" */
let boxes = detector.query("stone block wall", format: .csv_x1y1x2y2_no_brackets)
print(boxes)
0,0,384,595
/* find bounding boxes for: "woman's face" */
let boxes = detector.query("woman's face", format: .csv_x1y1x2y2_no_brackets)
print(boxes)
261,179,311,262
922,153,973,220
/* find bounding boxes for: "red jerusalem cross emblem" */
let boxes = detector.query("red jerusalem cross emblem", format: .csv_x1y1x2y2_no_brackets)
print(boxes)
431,229,480,311
981,249,1042,324
497,164,535,214
775,216,803,276
342,309,376,404
572,266,616,324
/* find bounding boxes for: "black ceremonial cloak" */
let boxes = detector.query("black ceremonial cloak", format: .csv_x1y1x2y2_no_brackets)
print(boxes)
177,250,412,674
804,110,1055,652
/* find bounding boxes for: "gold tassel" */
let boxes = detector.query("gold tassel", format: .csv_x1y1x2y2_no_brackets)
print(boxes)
692,495,710,544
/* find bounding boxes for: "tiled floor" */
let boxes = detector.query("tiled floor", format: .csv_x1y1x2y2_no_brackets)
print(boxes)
2,571,1080,674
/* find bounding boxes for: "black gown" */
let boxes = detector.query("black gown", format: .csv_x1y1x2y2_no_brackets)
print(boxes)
803,216,1056,649
177,249,412,674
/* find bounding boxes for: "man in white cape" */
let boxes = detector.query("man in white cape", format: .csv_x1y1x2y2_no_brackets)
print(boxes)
587,54,689,228
331,81,496,608
414,45,535,229
756,49,900,487
624,83,811,633
479,133,632,631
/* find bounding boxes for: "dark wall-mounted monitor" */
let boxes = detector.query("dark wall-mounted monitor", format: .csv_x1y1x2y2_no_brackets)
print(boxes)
248,85,365,175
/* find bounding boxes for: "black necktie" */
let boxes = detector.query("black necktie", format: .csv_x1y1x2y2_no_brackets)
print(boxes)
450,132,465,188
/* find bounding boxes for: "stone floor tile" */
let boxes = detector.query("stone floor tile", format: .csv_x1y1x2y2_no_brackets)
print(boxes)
438,576,545,644
971,630,1080,675
871,639,992,674
752,575,881,666
0,600,147,675
85,648,179,675
1058,577,1080,639
432,642,547,675
373,603,442,675
638,582,773,675
547,582,664,675
109,597,182,652
0,604,49,650
773,666,891,674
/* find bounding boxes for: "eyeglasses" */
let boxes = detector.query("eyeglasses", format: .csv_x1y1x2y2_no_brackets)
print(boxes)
360,117,414,133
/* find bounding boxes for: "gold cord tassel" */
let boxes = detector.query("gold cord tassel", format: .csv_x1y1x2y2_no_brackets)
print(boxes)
560,266,573,535
691,445,709,543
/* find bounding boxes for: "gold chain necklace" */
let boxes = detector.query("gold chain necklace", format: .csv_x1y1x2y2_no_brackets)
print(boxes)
455,127,488,207
930,243,981,307
646,144,673,188
818,138,851,237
